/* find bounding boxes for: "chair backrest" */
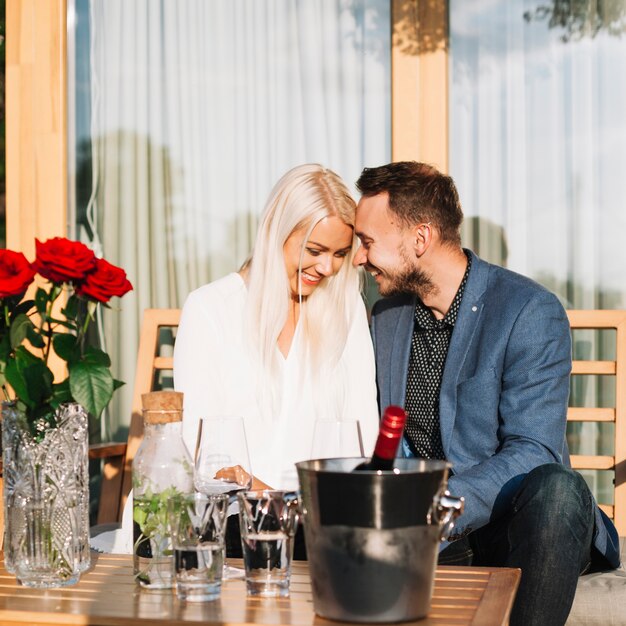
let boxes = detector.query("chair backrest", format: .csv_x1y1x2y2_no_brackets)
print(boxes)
566,310,626,536
122,308,181,514
97,308,181,523
99,308,626,535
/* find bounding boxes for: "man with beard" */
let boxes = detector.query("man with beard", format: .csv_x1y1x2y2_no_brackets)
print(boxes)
353,161,619,626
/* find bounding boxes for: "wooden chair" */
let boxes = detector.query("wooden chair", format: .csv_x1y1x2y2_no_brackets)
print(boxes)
566,310,626,536
90,309,181,524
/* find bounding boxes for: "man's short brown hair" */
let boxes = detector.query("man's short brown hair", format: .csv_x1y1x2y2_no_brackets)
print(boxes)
356,161,463,246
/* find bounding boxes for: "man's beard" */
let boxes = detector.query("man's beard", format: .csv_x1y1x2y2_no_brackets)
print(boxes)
377,248,436,299
378,266,435,298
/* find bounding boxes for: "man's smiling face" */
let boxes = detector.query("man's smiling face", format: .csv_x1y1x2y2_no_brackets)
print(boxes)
353,192,434,298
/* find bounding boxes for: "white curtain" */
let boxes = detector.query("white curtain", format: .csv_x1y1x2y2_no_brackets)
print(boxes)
449,0,626,504
85,0,390,437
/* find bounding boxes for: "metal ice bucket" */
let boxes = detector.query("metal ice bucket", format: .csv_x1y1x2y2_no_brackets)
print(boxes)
296,457,464,623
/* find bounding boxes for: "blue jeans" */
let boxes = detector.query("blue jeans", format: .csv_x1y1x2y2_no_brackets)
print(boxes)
438,463,600,626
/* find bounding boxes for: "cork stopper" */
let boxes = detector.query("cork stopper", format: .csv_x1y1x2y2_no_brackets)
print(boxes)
142,391,183,424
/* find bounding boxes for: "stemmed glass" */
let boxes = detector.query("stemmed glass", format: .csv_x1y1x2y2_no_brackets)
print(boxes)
310,418,364,459
194,415,252,580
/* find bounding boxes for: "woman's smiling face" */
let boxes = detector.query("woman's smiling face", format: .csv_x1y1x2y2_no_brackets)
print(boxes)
283,216,354,298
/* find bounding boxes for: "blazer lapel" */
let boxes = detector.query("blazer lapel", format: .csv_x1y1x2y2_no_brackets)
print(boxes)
439,251,490,456
387,297,415,410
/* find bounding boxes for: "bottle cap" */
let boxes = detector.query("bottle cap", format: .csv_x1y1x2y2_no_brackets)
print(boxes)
382,405,406,430
141,391,183,424
376,405,407,459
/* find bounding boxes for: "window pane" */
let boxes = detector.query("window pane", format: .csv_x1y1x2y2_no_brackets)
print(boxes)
449,0,626,310
69,0,391,437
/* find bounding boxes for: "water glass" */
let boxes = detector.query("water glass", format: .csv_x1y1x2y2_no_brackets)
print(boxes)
194,415,252,580
237,490,299,597
168,493,229,602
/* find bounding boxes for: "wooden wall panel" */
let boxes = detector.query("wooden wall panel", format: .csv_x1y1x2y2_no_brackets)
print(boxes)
391,0,448,172
6,0,68,257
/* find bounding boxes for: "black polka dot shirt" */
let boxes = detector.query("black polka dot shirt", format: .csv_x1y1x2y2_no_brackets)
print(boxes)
404,253,472,459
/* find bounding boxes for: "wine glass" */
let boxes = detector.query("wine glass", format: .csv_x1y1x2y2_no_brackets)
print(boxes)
310,418,364,459
194,415,253,494
194,415,252,580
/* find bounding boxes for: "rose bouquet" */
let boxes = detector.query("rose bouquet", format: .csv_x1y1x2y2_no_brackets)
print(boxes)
0,237,133,437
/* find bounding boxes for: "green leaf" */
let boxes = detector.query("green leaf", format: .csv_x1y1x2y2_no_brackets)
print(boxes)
51,379,73,408
5,351,53,409
83,346,111,367
113,379,125,391
69,361,114,417
23,362,54,406
53,333,79,362
53,378,71,394
35,287,49,314
0,333,12,365
11,299,35,318
9,314,34,349
134,503,148,528
29,402,55,422
61,295,79,321
26,325,46,349
12,345,40,365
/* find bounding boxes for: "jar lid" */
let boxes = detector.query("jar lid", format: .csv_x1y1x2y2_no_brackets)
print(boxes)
142,391,183,424
142,409,182,425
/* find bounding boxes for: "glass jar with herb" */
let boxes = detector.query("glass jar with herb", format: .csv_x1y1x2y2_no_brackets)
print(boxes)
132,391,193,589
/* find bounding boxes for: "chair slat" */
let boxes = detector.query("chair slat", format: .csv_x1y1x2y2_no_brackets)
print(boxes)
96,309,181,523
567,407,615,422
153,356,174,370
570,454,615,471
567,309,626,536
571,360,616,375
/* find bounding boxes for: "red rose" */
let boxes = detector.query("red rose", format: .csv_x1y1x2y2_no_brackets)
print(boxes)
0,250,37,298
76,258,133,303
32,237,97,283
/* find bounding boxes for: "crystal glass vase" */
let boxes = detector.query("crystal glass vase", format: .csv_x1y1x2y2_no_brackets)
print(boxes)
2,402,90,587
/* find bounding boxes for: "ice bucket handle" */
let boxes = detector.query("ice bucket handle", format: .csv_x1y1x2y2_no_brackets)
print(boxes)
430,490,465,541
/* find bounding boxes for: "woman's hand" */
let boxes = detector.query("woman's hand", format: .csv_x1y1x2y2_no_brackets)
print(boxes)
214,465,272,490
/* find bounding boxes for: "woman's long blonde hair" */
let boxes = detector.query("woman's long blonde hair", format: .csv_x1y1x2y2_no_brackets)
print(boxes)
245,164,362,416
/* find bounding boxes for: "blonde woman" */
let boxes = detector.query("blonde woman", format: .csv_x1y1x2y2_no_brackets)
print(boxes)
173,164,379,491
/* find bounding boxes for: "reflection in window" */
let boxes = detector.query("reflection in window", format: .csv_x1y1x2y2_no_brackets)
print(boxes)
450,0,626,310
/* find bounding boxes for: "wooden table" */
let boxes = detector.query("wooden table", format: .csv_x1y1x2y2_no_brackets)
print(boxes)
0,554,520,626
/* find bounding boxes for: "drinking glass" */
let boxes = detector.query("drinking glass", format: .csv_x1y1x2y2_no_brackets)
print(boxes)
168,493,229,602
237,490,300,597
310,418,364,459
194,415,252,580
194,416,253,495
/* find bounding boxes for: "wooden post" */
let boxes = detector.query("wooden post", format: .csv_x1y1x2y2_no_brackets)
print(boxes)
6,0,68,254
391,0,448,172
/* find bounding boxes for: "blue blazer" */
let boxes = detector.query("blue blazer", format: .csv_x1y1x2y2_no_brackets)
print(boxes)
370,250,620,567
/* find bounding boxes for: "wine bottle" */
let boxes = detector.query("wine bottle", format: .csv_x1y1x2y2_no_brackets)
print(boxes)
353,405,407,471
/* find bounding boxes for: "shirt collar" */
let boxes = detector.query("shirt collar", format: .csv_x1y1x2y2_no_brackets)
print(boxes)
414,251,472,330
